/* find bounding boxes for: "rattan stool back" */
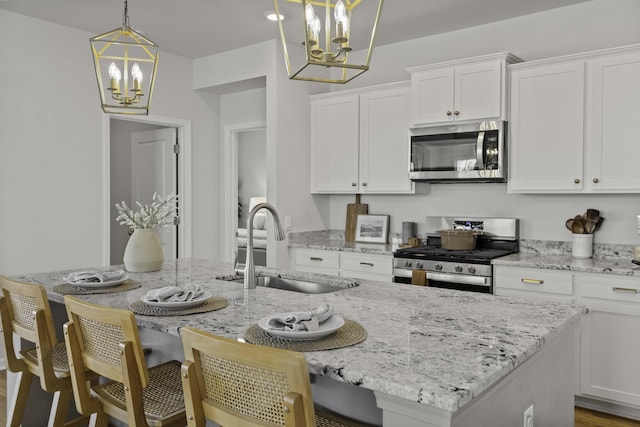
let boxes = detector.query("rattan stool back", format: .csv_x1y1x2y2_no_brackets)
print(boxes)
180,326,373,427
0,276,87,427
63,295,185,427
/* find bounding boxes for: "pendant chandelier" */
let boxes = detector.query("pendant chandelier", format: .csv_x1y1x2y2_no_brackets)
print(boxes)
90,0,158,115
273,0,384,84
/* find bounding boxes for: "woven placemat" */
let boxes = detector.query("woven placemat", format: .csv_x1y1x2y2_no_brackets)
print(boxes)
129,297,229,316
244,320,367,352
53,279,140,295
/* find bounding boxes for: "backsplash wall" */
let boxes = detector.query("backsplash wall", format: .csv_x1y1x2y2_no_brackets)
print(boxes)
326,184,640,246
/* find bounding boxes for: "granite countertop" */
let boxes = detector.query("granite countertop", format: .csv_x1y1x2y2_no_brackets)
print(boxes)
493,239,640,277
289,230,395,255
18,258,583,414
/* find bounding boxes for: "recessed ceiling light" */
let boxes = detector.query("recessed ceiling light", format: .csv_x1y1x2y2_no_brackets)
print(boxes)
264,11,284,22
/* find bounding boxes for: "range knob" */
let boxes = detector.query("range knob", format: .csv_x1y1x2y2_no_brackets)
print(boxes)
455,265,463,273
467,266,476,274
415,262,423,269
404,261,412,268
435,263,443,271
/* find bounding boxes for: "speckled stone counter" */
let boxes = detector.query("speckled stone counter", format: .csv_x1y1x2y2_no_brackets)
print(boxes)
494,239,640,277
16,258,583,424
289,230,395,255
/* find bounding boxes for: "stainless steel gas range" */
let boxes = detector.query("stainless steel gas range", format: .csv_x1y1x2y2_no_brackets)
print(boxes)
393,217,519,294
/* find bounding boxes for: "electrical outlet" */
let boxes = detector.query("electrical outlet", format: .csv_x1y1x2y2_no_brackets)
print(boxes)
637,215,640,234
523,404,534,427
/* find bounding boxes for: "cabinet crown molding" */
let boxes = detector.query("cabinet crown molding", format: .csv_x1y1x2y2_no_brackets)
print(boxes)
406,52,522,73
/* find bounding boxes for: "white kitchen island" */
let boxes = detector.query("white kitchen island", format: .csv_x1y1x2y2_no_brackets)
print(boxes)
13,258,584,426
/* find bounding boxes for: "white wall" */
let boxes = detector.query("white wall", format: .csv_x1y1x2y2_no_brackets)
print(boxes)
0,10,219,275
238,129,267,226
194,40,328,268
323,0,640,246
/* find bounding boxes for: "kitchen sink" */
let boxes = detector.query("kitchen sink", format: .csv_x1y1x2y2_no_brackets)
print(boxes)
217,275,357,294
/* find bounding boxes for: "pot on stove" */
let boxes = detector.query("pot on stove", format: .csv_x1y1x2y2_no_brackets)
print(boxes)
438,230,480,250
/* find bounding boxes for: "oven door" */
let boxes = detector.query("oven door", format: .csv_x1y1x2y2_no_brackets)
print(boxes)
393,268,493,294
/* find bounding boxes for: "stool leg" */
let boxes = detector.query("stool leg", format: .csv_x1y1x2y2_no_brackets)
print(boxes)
7,371,34,427
47,389,72,427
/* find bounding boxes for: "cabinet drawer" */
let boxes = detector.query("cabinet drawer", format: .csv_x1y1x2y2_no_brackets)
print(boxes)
294,249,339,269
340,253,391,275
578,274,640,314
494,266,573,296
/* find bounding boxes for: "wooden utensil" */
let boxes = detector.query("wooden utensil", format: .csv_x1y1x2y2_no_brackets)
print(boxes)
571,215,585,234
565,218,574,232
584,209,601,233
345,194,368,242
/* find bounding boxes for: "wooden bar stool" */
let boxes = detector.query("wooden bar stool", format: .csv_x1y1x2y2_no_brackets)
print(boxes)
0,276,89,427
180,326,373,427
62,295,186,427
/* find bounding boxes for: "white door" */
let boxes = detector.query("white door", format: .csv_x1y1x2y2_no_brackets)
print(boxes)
131,128,178,259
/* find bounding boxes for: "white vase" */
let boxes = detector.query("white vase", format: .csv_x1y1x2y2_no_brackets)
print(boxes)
123,229,164,272
572,233,593,258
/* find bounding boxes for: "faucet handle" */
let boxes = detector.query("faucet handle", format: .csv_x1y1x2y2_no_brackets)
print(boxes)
234,251,245,276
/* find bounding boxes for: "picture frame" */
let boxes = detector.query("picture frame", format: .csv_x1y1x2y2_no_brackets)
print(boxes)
355,214,390,244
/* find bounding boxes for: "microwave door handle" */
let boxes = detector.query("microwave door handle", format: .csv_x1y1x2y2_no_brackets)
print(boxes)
476,131,485,170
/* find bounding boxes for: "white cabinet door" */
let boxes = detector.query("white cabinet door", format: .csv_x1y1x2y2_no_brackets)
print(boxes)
310,94,360,193
411,67,454,125
508,61,585,193
455,61,502,122
588,50,640,192
310,83,415,194
359,85,413,194
409,55,511,126
578,274,640,406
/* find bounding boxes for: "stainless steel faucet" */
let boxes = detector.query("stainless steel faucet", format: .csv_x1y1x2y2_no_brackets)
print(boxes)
243,202,286,289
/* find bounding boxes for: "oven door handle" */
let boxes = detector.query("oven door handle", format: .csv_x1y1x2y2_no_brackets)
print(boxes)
427,272,490,286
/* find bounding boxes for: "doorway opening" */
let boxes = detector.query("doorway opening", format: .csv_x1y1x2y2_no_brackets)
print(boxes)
103,115,192,267
223,121,267,264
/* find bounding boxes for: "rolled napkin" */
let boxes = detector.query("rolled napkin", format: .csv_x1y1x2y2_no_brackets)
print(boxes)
65,270,126,283
144,284,204,302
266,303,334,332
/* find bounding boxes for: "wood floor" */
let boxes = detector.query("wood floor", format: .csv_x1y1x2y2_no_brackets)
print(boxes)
0,370,638,426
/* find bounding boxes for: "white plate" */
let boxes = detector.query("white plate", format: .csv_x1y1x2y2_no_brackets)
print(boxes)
63,274,128,289
258,313,344,341
141,291,213,309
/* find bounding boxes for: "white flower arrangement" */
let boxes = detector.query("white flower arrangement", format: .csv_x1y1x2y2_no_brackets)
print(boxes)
115,193,178,230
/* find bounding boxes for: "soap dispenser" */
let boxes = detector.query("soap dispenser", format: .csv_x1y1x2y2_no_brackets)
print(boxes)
634,215,640,265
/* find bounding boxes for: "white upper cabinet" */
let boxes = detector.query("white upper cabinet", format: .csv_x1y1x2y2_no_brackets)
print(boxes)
310,82,415,194
509,44,640,193
508,61,585,192
588,49,640,192
408,53,520,126
310,93,360,193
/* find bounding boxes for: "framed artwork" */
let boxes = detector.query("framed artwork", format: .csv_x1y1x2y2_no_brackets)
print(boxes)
355,214,390,244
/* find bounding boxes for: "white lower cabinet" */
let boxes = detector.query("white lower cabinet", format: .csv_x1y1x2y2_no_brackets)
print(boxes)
292,248,340,276
578,273,640,408
494,265,573,302
290,248,392,282
495,265,640,416
340,252,392,282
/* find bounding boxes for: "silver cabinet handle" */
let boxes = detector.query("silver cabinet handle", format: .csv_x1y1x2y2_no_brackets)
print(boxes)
612,287,639,294
310,257,323,261
593,178,600,183
454,110,460,116
362,182,367,187
521,278,544,284
351,182,357,187
360,262,374,267
574,178,580,184
446,111,452,116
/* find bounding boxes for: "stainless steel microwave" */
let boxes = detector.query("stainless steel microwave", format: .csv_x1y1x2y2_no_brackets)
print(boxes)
409,121,507,182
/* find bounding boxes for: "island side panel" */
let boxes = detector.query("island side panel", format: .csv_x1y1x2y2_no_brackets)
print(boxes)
374,320,577,427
